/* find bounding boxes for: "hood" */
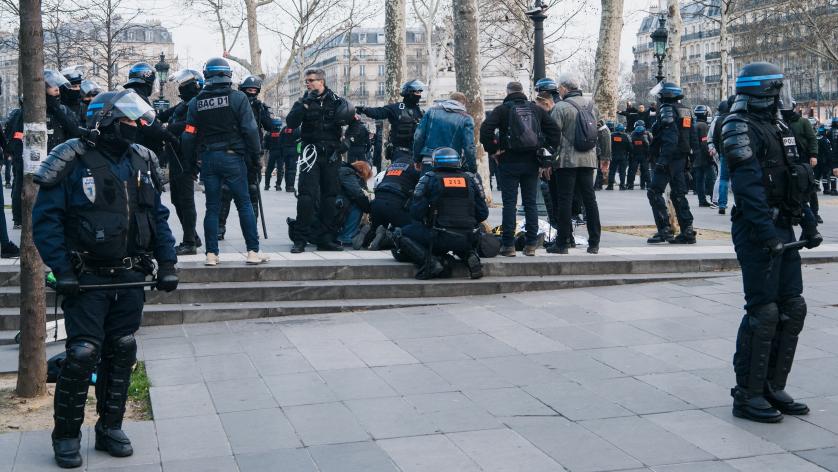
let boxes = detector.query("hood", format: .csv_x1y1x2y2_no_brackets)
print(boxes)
503,92,528,103
433,99,467,114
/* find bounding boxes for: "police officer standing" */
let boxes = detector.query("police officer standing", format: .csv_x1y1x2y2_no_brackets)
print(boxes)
627,120,652,190
123,62,179,163
607,123,632,190
181,58,269,266
286,68,360,253
277,124,301,193
646,82,698,244
356,80,424,163
692,105,715,207
158,69,205,255
32,90,179,468
723,62,822,423
79,80,102,122
393,147,488,280
60,67,84,119
263,118,284,190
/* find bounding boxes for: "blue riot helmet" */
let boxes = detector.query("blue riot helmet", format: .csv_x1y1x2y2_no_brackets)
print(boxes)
85,89,156,129
535,78,558,92
693,105,709,122
169,69,204,101
818,125,827,136
400,79,425,97
735,62,783,98
635,120,645,128
654,82,683,102
431,147,462,169
272,118,282,129
635,125,646,133
605,120,615,131
203,57,233,85
125,62,156,89
717,99,730,114
615,123,625,132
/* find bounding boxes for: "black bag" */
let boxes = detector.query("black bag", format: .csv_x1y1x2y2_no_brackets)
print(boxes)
477,231,501,258
565,99,598,152
505,102,542,152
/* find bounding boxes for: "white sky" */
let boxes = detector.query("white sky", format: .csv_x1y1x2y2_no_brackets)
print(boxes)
149,0,653,77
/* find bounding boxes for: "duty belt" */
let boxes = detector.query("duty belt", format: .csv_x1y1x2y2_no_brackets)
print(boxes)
76,256,145,276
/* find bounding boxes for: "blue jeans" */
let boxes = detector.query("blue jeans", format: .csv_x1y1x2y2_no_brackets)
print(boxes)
338,204,363,244
716,154,729,209
693,165,715,204
498,160,540,246
200,150,259,254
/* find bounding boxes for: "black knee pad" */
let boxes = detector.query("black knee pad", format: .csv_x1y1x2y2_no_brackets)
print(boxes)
779,296,806,334
105,334,137,368
748,302,780,338
64,340,100,380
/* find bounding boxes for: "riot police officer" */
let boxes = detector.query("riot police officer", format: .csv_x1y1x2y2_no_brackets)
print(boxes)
124,62,179,161
181,57,269,266
285,68,360,253
264,118,284,190
723,62,822,423
693,105,715,207
367,147,422,250
646,82,698,244
79,79,102,122
356,80,424,163
60,67,84,118
627,120,651,190
816,125,836,195
159,69,205,255
277,124,300,193
607,123,632,190
218,75,276,236
32,90,179,468
393,147,488,280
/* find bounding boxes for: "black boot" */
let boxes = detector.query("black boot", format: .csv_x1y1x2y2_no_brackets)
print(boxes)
52,434,83,469
397,236,443,280
316,241,344,251
647,228,674,244
732,303,783,423
1,241,19,258
217,225,226,241
669,226,697,244
53,341,99,468
368,225,388,251
465,251,483,279
94,335,136,458
763,297,809,415
731,387,783,423
764,385,809,415
176,243,197,256
290,241,306,253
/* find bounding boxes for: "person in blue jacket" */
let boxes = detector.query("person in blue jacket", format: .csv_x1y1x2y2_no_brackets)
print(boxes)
412,92,476,173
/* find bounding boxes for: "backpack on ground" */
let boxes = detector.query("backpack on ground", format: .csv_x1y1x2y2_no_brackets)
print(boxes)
505,102,542,151
564,99,598,152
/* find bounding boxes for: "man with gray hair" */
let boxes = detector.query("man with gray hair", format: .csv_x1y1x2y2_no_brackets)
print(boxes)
546,72,603,254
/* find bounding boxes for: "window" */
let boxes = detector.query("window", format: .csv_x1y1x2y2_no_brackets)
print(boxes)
378,82,385,95
359,64,366,76
359,82,367,93
378,64,384,76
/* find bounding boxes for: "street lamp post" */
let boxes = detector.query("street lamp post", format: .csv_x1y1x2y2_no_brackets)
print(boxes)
526,0,548,82
650,15,668,83
153,52,170,112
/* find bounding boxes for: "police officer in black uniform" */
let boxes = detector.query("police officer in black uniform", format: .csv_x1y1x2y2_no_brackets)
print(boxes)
264,118,283,190
367,147,422,250
79,79,102,122
393,147,488,280
723,62,822,424
348,121,372,163
218,75,276,236
286,68,360,253
123,62,179,162
6,70,83,230
607,123,632,190
355,80,424,163
60,67,84,119
278,124,300,192
181,58,269,266
646,82,698,244
627,120,652,190
32,90,178,468
158,69,204,255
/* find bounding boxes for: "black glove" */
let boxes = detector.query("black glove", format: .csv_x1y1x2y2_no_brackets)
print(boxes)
764,237,784,257
355,105,365,115
803,231,823,249
55,272,79,296
156,262,178,292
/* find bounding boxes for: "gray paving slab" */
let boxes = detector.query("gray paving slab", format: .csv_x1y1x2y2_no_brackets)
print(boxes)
703,406,838,452
155,415,231,462
393,337,472,363
262,371,337,406
182,321,231,337
150,383,216,419
219,408,301,454
344,340,419,366
308,441,400,472
464,387,555,417
90,465,163,472
441,333,521,359
507,416,643,472
652,462,739,472
448,428,567,472
426,359,515,390
318,367,397,400
797,447,838,472
196,353,259,382
162,454,239,472
486,325,570,354
11,429,65,472
378,435,482,472
189,334,244,357
344,396,437,440
139,336,195,361
523,381,634,421
724,453,830,471
579,377,692,415
477,354,562,386
631,343,729,370
587,347,682,376
206,377,277,413
246,348,314,376
145,357,203,387
405,391,502,433
283,402,370,446
372,364,455,395
234,448,317,472
0,432,20,472
636,372,732,409
87,421,160,470
293,340,367,370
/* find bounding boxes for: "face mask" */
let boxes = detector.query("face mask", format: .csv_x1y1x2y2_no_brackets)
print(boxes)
117,121,138,144
46,94,61,109
404,94,421,105
245,91,258,101
61,88,80,104
179,84,199,101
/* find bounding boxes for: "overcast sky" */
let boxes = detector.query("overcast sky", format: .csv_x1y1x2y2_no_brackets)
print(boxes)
150,0,654,76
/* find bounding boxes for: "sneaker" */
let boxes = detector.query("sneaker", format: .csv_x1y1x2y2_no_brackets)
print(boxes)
698,201,711,207
709,202,719,209
175,244,197,256
290,242,306,253
523,245,537,256
1,242,19,258
205,253,219,266
368,225,387,251
499,246,516,257
718,208,726,215
546,244,568,254
466,252,483,279
246,251,270,265
352,224,372,250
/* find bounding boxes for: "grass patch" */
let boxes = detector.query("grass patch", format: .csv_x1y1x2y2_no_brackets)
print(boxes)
602,225,731,241
128,361,152,420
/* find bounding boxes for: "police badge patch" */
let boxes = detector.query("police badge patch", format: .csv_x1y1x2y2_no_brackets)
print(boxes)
82,176,96,203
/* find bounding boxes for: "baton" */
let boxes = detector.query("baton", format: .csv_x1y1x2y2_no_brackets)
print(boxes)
782,240,808,251
166,142,184,175
256,184,268,239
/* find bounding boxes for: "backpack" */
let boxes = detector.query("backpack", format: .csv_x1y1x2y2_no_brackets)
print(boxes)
564,99,598,152
505,102,542,151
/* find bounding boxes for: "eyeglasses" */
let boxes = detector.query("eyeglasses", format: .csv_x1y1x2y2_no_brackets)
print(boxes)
304,78,322,83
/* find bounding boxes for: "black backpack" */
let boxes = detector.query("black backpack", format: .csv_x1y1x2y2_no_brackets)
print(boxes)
564,99,598,152
505,102,542,151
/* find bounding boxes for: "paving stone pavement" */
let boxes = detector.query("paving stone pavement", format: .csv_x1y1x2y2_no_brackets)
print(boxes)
7,264,838,470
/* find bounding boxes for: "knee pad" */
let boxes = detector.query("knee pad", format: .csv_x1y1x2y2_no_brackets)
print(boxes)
105,334,137,368
748,302,780,338
779,296,806,334
64,340,100,380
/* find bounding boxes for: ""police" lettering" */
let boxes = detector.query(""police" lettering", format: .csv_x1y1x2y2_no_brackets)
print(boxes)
196,96,230,111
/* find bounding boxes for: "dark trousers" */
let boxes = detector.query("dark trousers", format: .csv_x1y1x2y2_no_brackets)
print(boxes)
497,160,540,246
607,158,628,187
264,149,281,189
371,193,411,231
647,159,693,231
62,271,146,343
170,173,198,246
402,223,473,255
4,157,11,185
295,149,340,245
12,157,21,225
627,154,650,188
489,157,501,191
550,167,601,247
278,147,298,190
693,164,715,204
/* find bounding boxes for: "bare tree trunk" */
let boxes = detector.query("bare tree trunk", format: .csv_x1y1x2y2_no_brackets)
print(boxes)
666,0,682,86
452,0,489,201
718,3,730,101
245,0,264,76
385,0,406,104
16,0,48,399
593,0,623,120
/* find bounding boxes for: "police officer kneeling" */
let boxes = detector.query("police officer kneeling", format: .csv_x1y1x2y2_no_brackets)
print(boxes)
32,90,178,468
724,62,822,423
393,148,488,280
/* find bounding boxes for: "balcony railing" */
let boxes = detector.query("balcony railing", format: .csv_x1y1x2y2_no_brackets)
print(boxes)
705,51,721,60
682,74,702,83
705,74,721,83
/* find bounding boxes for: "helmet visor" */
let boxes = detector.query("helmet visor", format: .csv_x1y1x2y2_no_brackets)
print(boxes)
778,83,794,111
648,81,663,101
44,70,70,89
80,79,101,96
169,69,201,86
112,90,156,123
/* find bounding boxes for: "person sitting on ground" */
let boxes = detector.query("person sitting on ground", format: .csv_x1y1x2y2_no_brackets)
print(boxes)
337,160,373,248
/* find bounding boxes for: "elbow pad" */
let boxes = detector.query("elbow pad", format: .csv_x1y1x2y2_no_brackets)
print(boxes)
721,116,753,170
33,138,86,187
659,105,675,125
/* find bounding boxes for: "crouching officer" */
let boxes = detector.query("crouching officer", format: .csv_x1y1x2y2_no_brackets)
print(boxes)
723,62,822,423
32,90,179,468
393,147,488,280
367,150,421,249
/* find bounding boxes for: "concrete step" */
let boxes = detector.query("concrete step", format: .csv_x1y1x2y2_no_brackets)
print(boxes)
0,271,733,330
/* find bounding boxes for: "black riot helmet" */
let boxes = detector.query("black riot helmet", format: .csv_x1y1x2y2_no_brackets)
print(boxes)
332,96,356,125
239,75,262,93
400,79,425,97
125,62,156,89
44,69,70,91
717,99,730,115
735,62,784,98
85,89,156,129
203,57,233,85
693,105,708,122
61,66,83,85
169,69,205,100
431,147,462,169
652,82,684,102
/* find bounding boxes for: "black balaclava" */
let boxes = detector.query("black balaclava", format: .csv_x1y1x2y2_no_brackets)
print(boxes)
126,83,153,99
46,94,61,110
404,94,421,106
244,90,259,103
97,122,136,156
60,87,80,107
179,83,200,101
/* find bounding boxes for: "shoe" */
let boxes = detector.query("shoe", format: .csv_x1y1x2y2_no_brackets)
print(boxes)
264,186,270,191
587,245,599,254
718,208,726,215
1,242,19,258
619,185,627,190
605,185,614,190
316,241,343,251
640,185,646,190
647,231,674,244
669,227,697,244
698,201,711,207
731,387,783,423
523,245,537,256
466,252,483,279
290,242,306,253
626,185,634,190
3,182,10,189
709,202,719,209
275,186,281,191
12,224,20,230
352,224,372,250
195,235,202,248
52,433,83,468
368,225,387,251
176,244,197,256
205,253,219,266
286,187,295,193
246,251,270,264
217,225,225,241
764,385,809,415
816,214,824,224
546,244,568,254
499,246,516,257
95,423,133,458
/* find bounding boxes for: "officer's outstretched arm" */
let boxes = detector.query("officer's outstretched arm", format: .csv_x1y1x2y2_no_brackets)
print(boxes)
357,104,392,121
